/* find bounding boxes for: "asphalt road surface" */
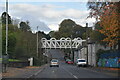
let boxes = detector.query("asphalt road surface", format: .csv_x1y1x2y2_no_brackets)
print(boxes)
33,49,117,78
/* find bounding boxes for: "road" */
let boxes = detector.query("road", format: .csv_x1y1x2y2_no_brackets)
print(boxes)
33,49,117,78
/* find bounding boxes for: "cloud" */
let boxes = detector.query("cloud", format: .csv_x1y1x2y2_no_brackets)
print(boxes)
75,17,96,27
0,5,5,15
0,3,96,33
48,24,59,31
1,0,89,2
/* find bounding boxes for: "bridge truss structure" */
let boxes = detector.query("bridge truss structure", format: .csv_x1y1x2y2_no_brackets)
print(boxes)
41,37,86,49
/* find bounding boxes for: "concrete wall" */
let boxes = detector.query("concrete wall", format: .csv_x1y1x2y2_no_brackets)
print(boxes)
88,44,96,66
74,44,110,67
87,44,110,67
74,48,87,63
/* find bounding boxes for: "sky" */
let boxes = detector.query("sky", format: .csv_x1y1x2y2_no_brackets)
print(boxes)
0,1,97,34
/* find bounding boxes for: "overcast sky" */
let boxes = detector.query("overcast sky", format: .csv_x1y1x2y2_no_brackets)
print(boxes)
0,1,96,33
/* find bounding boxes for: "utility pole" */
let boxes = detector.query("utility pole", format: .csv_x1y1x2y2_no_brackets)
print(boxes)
0,16,2,73
71,35,74,62
3,0,9,73
6,0,8,55
91,43,92,66
37,26,39,57
86,23,88,66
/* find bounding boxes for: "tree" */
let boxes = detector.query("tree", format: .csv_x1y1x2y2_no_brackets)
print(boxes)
89,22,106,45
98,3,120,48
49,19,87,39
53,31,61,39
87,1,120,50
1,12,12,24
2,24,16,58
1,12,17,57
59,19,76,28
1,12,49,63
59,19,76,38
49,31,55,38
19,21,31,31
87,1,113,20
49,31,60,39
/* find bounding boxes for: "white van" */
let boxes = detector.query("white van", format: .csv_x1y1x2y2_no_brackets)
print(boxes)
76,59,87,67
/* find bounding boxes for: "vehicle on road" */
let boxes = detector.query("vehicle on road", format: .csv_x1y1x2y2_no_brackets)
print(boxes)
66,59,73,64
50,59,59,67
65,59,71,63
76,59,87,67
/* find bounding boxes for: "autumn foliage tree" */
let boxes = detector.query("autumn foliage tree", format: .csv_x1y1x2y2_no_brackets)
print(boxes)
99,3,120,48
87,2,120,50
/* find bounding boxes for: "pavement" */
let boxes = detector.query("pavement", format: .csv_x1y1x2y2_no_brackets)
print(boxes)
83,66,120,78
2,64,48,79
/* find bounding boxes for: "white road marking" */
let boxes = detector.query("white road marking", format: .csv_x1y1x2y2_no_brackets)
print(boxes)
52,70,55,73
28,68,42,78
62,66,78,79
73,75,78,79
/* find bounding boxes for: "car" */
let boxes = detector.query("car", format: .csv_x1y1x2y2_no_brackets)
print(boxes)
67,59,73,64
50,59,59,67
65,59,71,63
76,59,87,67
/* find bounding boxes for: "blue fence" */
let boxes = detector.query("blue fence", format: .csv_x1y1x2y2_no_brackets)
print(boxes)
97,51,120,68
